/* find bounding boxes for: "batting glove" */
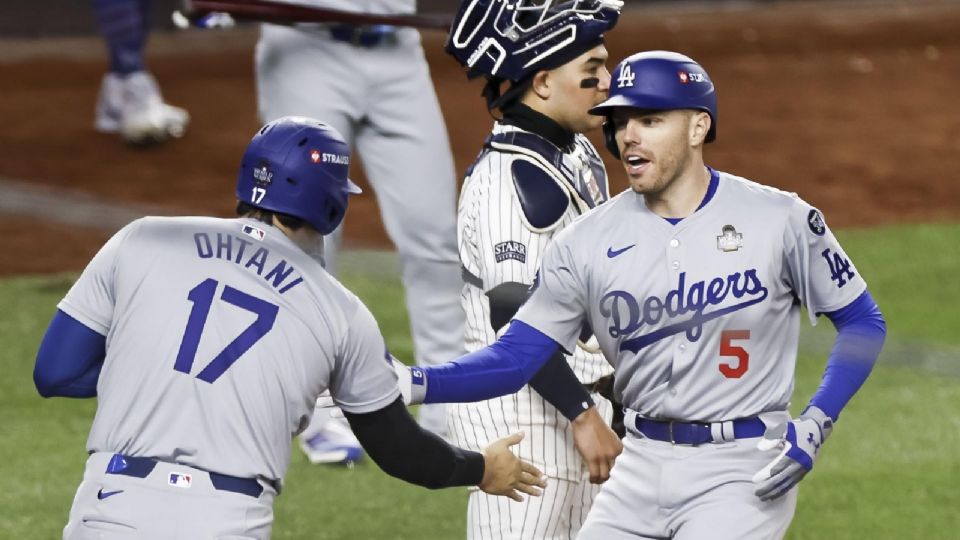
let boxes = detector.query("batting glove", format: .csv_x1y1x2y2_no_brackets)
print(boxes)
389,355,426,406
752,406,834,501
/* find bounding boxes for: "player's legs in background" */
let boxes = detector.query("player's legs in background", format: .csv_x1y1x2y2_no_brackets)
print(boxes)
254,24,364,463
91,0,188,144
255,25,359,276
355,28,465,436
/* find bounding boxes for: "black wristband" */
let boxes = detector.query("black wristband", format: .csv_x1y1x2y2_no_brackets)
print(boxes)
528,350,595,420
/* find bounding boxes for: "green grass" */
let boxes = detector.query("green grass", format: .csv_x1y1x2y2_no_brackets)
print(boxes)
1,223,958,539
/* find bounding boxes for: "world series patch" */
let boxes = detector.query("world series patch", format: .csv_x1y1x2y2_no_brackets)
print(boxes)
808,209,826,236
494,241,527,263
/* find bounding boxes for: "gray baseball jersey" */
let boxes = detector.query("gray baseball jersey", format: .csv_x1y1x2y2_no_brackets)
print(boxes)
58,216,400,483
516,170,867,421
256,0,464,434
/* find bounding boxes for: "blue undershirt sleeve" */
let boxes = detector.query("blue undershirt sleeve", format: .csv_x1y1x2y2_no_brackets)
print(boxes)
34,310,106,398
422,320,561,404
807,290,886,420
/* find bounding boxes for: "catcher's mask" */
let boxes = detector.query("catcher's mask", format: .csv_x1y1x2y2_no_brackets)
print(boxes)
446,0,623,109
236,117,361,235
590,50,718,159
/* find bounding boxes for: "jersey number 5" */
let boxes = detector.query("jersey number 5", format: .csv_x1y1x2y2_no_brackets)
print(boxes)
719,330,751,379
173,278,279,383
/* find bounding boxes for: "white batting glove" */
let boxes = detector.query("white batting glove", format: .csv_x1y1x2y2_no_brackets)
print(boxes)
389,355,426,406
752,406,834,501
314,391,345,419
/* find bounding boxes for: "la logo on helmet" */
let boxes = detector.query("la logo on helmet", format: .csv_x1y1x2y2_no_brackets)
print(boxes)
617,64,636,88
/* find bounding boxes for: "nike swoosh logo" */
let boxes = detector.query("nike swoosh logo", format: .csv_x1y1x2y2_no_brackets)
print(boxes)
97,489,124,500
607,244,636,258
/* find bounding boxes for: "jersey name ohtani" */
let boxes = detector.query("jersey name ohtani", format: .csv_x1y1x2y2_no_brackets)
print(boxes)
193,232,304,294
600,269,768,352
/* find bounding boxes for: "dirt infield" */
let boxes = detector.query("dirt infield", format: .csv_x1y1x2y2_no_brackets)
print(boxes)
1,0,957,275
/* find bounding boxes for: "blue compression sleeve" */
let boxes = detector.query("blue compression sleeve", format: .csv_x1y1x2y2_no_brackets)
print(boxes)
807,290,886,420
34,310,106,398
422,320,560,404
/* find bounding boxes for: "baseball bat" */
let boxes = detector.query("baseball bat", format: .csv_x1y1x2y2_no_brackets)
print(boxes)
181,0,453,30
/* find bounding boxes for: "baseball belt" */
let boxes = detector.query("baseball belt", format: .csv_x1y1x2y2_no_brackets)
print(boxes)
327,23,397,47
630,415,767,446
104,454,275,498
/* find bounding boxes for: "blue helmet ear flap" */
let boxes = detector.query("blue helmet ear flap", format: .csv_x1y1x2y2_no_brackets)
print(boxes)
602,118,620,160
315,196,346,236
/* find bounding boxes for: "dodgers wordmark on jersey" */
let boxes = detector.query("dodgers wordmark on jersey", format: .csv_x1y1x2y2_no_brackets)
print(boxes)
452,122,615,483
517,170,866,422
58,216,400,484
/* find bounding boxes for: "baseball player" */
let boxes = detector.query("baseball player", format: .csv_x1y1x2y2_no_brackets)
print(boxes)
92,0,189,144
33,117,546,540
398,51,888,539
443,0,622,537
255,0,464,459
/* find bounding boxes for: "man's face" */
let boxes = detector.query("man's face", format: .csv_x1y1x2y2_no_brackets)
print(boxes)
547,44,611,134
612,108,705,194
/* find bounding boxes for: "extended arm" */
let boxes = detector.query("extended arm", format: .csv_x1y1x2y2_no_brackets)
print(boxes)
419,320,562,404
345,397,545,500
34,310,106,398
487,282,594,420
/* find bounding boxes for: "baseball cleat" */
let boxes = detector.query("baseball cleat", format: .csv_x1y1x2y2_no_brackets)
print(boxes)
298,420,364,465
94,71,190,146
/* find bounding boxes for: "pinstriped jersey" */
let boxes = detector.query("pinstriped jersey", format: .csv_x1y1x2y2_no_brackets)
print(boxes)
450,122,615,481
58,216,400,483
516,170,867,422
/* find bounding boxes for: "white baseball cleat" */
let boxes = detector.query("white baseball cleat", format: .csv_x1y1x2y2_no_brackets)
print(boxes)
95,71,190,145
298,419,364,465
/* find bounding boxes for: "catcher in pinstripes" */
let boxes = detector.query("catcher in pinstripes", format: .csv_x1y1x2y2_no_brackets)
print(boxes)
444,1,625,537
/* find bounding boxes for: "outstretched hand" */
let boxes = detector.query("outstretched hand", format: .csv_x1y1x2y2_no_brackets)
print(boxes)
480,432,547,502
572,406,623,484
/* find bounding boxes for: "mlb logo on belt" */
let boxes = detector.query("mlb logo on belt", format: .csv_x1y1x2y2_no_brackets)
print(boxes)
169,472,193,488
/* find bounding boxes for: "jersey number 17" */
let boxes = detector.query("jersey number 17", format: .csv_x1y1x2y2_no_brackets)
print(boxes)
173,278,279,383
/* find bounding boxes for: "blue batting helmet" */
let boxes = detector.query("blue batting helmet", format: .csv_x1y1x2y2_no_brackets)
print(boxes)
446,0,622,84
236,117,361,235
590,51,717,159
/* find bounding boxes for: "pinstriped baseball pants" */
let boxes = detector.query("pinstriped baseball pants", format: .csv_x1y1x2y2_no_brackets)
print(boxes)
467,470,600,540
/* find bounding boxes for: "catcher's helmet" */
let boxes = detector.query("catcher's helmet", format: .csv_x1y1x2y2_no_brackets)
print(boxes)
590,51,717,159
446,0,622,106
236,117,361,235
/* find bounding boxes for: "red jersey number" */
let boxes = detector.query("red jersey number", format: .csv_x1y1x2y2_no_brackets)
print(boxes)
719,330,751,379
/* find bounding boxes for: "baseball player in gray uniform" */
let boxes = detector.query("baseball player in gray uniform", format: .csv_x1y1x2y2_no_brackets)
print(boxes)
443,1,622,537
255,0,463,453
34,117,546,540
399,50,888,539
